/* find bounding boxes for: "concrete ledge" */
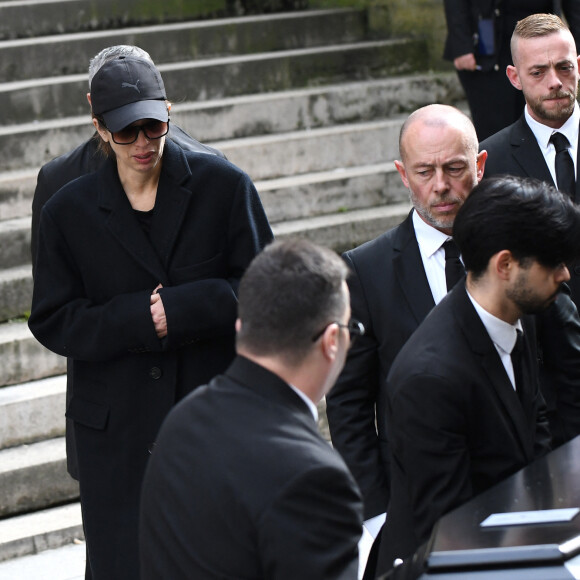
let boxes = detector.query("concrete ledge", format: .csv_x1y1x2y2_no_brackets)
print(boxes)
0,322,66,387
0,0,227,40
272,201,411,253
0,73,462,173
0,217,30,269
0,375,66,449
0,502,82,563
0,38,427,127
0,168,38,221
0,438,79,518
0,9,366,82
217,118,404,181
0,264,32,322
0,217,31,269
257,162,408,223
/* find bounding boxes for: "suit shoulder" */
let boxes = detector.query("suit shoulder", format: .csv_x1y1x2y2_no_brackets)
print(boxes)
183,148,249,182
344,219,407,265
42,171,99,215
479,122,514,151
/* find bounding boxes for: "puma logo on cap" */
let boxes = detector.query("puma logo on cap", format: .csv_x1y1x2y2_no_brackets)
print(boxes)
121,80,141,93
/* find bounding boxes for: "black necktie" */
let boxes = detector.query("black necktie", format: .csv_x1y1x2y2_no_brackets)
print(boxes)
443,239,465,292
550,132,575,199
511,329,524,394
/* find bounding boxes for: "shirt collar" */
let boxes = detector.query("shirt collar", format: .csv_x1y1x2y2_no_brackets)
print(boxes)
288,383,318,421
467,290,523,354
525,102,580,152
412,210,451,258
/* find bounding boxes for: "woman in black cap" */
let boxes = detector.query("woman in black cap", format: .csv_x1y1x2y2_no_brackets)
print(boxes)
29,56,273,580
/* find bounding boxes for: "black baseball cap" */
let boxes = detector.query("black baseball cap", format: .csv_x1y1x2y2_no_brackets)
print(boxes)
90,56,168,132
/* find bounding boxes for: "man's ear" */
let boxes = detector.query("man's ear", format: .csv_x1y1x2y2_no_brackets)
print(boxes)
476,150,487,182
394,160,410,189
320,323,339,362
235,318,242,333
494,249,515,281
506,65,522,91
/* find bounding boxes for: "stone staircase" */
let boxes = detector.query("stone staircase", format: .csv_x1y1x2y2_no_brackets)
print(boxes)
0,1,464,565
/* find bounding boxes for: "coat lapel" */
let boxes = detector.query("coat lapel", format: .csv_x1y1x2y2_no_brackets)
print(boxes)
393,212,436,325
574,126,580,203
453,286,534,460
148,141,193,268
98,157,169,284
510,116,555,186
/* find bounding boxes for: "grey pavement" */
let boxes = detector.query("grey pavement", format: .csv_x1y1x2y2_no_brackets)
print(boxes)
0,541,85,580
0,530,373,579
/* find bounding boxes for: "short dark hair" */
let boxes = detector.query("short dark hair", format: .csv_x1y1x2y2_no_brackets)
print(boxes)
237,238,349,364
454,175,580,278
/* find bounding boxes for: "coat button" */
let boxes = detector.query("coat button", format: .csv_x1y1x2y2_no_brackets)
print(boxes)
149,367,162,380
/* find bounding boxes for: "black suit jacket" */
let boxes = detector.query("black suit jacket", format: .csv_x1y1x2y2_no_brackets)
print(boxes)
327,209,580,528
480,113,580,202
139,356,364,580
28,140,272,579
326,212,434,519
375,284,551,575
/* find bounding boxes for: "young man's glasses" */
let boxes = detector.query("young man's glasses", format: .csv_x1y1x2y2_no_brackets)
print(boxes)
311,319,365,346
101,119,170,145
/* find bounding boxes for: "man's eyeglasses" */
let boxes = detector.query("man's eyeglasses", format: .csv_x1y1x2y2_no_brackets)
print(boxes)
311,319,365,345
101,119,170,145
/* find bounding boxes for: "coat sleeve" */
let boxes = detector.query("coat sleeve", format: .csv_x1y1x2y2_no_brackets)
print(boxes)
258,464,363,580
326,252,390,520
31,166,52,274
536,292,580,448
29,207,162,361
443,0,476,61
158,172,273,350
388,372,474,547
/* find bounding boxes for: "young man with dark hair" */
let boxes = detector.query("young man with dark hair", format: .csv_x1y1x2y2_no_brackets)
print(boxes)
373,175,580,576
139,238,365,580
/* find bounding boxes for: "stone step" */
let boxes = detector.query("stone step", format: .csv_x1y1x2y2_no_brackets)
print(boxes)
0,502,82,563
0,217,30,268
0,264,32,322
0,73,463,178
0,38,427,126
272,201,411,255
216,118,404,181
0,321,66,388
0,0,227,40
0,437,79,519
256,162,408,223
0,8,367,82
0,168,37,222
0,375,66,450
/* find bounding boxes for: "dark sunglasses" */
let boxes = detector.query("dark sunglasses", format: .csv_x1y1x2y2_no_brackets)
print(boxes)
101,119,170,145
311,319,365,345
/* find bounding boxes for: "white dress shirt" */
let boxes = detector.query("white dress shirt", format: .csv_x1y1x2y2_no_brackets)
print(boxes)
413,210,461,304
525,102,580,187
467,290,523,390
289,383,318,421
